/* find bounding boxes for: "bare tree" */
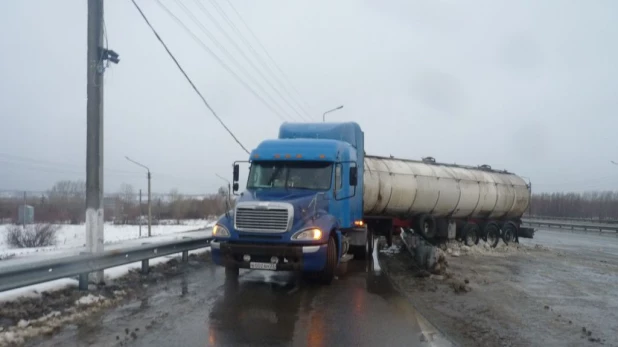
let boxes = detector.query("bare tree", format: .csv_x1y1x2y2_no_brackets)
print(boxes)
47,180,86,223
169,189,186,223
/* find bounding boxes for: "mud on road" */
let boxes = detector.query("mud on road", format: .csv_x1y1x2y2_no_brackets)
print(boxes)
0,253,213,346
380,236,618,347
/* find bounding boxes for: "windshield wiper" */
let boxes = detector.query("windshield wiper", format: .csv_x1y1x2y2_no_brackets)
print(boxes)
266,167,283,186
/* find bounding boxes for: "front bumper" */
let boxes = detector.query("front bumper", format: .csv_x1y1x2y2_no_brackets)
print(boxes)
211,241,328,272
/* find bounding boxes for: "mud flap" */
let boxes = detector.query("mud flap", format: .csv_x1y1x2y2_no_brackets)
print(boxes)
518,227,535,239
336,253,354,277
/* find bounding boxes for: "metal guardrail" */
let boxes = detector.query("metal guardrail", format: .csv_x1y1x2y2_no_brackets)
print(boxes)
524,215,618,224
522,220,618,233
0,236,212,293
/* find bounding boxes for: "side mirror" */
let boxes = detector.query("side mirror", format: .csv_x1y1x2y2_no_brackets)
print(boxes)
349,166,358,186
233,182,239,192
233,164,239,182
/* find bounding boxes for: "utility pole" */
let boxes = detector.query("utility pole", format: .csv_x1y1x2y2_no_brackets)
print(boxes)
86,0,105,284
125,156,151,237
22,191,26,227
148,171,151,237
86,0,119,284
139,189,142,237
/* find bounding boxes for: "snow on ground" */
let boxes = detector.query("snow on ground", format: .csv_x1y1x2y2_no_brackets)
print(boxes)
0,219,215,304
380,244,401,255
0,218,215,261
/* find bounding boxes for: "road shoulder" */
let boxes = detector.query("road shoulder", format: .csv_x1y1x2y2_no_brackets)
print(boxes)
379,238,614,346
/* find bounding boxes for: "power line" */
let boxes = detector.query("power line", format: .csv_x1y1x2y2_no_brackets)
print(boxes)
0,152,139,176
0,153,224,189
130,0,250,155
168,0,293,122
224,0,316,116
0,189,223,199
194,0,310,121
153,0,288,123
208,0,313,120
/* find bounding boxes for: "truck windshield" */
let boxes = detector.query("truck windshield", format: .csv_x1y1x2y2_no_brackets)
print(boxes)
247,161,333,190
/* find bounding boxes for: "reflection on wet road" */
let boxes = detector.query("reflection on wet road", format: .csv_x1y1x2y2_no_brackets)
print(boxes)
33,259,451,347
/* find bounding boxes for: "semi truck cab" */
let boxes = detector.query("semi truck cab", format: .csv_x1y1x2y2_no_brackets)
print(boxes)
210,122,369,284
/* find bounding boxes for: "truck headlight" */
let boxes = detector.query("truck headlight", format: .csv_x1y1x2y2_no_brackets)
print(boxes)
213,224,230,238
292,228,322,241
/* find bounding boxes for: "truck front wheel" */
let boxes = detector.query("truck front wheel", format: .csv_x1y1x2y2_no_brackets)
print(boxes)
317,235,337,285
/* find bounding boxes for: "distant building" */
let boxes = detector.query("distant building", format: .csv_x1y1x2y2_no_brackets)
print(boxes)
18,205,34,224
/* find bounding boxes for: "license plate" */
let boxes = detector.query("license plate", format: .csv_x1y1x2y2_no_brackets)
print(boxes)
249,262,277,270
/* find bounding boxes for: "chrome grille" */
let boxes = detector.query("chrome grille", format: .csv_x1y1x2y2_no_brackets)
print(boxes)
234,205,291,232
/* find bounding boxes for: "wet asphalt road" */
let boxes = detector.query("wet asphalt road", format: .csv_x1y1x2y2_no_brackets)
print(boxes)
32,258,451,347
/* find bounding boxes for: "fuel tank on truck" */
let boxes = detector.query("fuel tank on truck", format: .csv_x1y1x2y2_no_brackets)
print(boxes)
363,155,530,220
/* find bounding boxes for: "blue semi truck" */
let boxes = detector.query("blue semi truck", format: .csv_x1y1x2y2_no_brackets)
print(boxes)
211,122,532,284
211,122,369,284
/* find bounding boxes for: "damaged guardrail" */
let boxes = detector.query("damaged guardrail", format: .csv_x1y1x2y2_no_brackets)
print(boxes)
0,236,212,293
399,228,443,273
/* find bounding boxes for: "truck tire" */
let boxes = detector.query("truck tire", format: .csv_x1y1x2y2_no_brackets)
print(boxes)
317,235,337,285
502,222,517,245
484,222,500,248
462,223,480,246
416,214,437,239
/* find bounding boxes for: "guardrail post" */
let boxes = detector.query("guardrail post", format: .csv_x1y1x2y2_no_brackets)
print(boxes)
182,250,189,263
79,273,89,291
141,259,149,274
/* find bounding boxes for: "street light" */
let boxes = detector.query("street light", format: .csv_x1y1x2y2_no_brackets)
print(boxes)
612,161,618,166
322,105,344,122
126,156,152,237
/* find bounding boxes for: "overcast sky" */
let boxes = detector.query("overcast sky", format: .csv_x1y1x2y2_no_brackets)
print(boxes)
1,0,617,195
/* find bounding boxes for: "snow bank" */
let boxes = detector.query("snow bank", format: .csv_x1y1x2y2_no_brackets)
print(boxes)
441,240,531,257
380,244,401,255
0,279,78,304
0,219,214,261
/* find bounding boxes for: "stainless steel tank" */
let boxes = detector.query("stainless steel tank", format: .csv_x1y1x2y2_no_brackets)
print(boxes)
363,156,530,220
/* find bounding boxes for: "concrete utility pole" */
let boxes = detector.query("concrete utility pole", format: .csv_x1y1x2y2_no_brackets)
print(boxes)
139,189,142,237
126,156,152,237
86,0,105,284
86,0,119,284
322,105,344,122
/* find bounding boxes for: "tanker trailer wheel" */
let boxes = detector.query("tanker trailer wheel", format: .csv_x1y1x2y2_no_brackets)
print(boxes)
317,234,337,285
416,214,437,240
502,222,517,245
462,223,480,247
484,222,500,248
